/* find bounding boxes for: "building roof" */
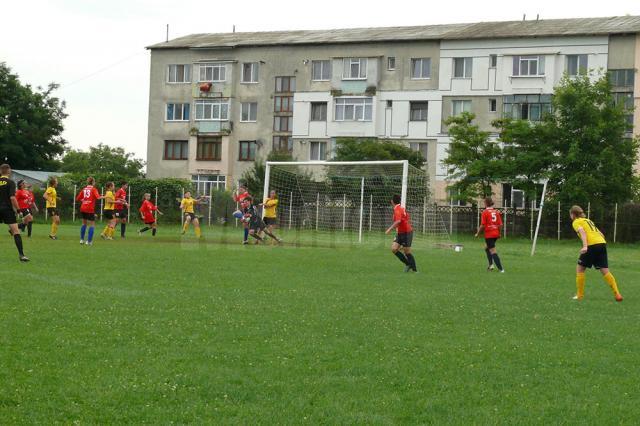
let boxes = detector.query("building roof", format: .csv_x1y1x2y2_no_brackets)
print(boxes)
12,170,65,183
147,15,640,50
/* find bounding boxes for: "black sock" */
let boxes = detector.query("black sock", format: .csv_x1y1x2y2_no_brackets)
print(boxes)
139,226,150,233
406,253,417,271
27,222,32,237
394,251,409,265
152,228,157,236
14,234,24,256
485,248,493,266
492,253,503,271
121,223,126,237
18,223,25,231
250,233,263,241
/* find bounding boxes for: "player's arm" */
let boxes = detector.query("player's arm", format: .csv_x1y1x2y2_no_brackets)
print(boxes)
43,189,51,203
385,219,401,235
576,227,589,254
475,212,486,237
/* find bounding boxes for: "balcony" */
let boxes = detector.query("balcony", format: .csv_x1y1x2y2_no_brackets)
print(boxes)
192,121,233,135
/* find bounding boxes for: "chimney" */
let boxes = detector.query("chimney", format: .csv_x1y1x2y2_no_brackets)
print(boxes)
523,14,526,21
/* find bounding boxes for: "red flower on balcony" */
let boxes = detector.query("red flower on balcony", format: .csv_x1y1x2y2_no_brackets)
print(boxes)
200,82,212,92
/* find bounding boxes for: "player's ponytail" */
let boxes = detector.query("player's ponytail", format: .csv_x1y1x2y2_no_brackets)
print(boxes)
570,205,585,218
87,176,95,185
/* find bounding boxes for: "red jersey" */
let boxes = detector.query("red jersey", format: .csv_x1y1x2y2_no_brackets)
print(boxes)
139,199,157,223
77,185,101,213
481,207,502,239
393,204,413,234
27,191,35,207
234,191,250,203
15,189,31,209
115,188,127,210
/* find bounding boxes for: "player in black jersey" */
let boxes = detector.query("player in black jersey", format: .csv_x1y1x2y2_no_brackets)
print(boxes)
0,164,29,262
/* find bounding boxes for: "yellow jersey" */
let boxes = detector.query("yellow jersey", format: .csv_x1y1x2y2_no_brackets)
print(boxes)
104,190,115,210
572,217,606,246
263,198,278,218
181,197,195,213
45,186,57,208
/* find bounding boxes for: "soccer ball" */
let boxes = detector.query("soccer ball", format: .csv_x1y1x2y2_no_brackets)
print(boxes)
232,210,243,219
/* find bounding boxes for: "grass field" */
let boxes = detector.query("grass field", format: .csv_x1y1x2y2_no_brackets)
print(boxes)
1,223,639,424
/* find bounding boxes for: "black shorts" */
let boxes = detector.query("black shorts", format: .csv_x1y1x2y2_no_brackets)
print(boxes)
184,212,196,220
394,231,413,248
264,217,277,226
249,219,265,231
485,237,498,249
103,210,115,220
144,220,156,226
115,210,127,219
578,243,609,269
20,208,33,217
0,208,17,225
81,212,96,221
47,207,59,217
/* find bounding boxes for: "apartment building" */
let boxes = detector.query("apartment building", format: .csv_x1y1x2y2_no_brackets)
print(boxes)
146,16,640,205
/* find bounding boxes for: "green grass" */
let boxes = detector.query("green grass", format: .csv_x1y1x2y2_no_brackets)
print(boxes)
1,224,639,424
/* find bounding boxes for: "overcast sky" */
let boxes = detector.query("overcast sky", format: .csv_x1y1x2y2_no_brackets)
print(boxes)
1,0,638,165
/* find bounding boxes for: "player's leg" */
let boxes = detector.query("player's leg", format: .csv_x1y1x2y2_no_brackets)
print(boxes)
403,246,417,272
193,217,202,238
484,241,494,270
248,228,263,241
182,215,191,234
139,223,151,234
80,218,87,243
120,216,127,238
50,211,60,239
391,237,409,267
575,264,587,300
597,245,622,301
27,220,33,237
87,219,96,244
488,239,504,272
243,222,249,244
152,222,157,236
6,213,28,261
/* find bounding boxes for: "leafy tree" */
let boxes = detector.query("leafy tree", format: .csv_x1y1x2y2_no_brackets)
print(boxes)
334,137,425,169
60,143,145,180
443,112,503,202
0,62,67,169
241,150,295,200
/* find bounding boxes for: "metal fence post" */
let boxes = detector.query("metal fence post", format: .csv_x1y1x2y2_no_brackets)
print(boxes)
72,184,77,223
614,203,618,243
288,191,293,230
557,201,561,240
587,202,591,219
100,187,104,222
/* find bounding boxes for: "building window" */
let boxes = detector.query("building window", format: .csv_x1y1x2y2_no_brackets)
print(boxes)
166,103,190,121
489,99,497,112
274,96,293,112
453,57,473,78
512,55,545,76
411,58,431,79
275,76,296,92
310,102,327,121
448,188,465,206
192,174,226,195
164,140,188,160
241,102,258,122
167,64,191,83
503,94,552,122
199,63,226,82
409,102,428,121
334,98,373,121
311,60,331,81
386,100,393,108
241,62,259,83
609,69,635,87
489,54,497,68
566,55,588,77
274,116,293,132
452,100,471,116
409,142,429,161
342,58,367,80
387,57,396,70
273,136,293,153
239,141,257,161
196,136,222,161
310,141,327,161
195,100,229,121
612,92,634,128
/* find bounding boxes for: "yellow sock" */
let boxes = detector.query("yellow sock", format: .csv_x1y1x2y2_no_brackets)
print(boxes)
195,227,201,238
182,222,189,232
603,272,621,296
576,273,585,299
107,227,114,238
102,225,109,236
51,222,58,236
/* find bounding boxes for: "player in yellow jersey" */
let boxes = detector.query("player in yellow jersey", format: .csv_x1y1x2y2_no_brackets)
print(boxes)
43,176,61,240
100,182,117,240
570,205,622,302
260,190,282,243
180,191,205,238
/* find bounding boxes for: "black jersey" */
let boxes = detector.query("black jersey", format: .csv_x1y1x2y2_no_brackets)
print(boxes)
0,176,16,210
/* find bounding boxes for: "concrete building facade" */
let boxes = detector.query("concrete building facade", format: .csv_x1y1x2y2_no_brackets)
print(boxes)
146,16,640,205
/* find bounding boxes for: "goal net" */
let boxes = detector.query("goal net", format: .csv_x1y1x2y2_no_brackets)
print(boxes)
263,160,449,248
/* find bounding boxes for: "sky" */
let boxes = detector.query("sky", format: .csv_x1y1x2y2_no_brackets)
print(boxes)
1,0,638,165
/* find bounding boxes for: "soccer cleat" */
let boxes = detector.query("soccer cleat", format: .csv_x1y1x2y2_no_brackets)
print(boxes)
19,255,30,262
49,235,57,240
572,295,583,301
615,294,623,302
100,234,106,240
487,264,495,272
80,240,85,245
404,265,411,273
85,241,92,246
499,270,505,273
242,240,248,245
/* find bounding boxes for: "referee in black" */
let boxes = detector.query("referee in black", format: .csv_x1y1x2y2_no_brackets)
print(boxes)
0,164,29,262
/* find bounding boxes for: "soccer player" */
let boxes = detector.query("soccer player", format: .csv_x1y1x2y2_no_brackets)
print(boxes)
0,164,29,261
15,180,35,236
114,182,129,238
25,183,38,237
233,185,251,244
100,182,117,240
260,190,282,243
44,176,61,240
385,194,417,272
180,191,204,238
76,177,102,245
570,205,623,302
242,196,279,244
139,193,163,236
475,197,504,273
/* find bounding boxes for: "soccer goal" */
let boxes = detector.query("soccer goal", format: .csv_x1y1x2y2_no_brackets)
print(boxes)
263,160,449,247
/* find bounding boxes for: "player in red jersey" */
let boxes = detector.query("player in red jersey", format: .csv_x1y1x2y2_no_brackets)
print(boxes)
385,194,417,272
475,197,504,272
138,193,163,236
76,177,103,245
114,182,129,238
15,180,35,236
233,184,251,244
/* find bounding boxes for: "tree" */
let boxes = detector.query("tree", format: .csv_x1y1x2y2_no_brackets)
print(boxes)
443,112,503,202
241,151,295,200
0,62,67,169
548,74,638,208
333,137,426,169
60,143,145,180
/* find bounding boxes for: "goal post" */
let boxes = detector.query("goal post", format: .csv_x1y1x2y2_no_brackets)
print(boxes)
530,179,549,256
